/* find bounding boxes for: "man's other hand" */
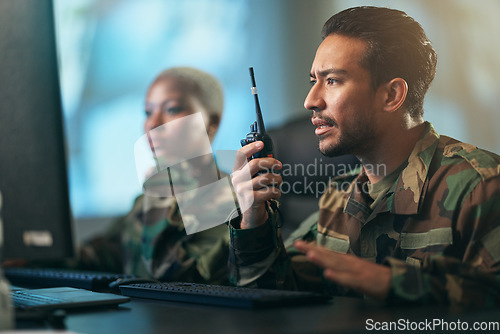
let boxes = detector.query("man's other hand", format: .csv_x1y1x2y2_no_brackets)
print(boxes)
294,240,391,300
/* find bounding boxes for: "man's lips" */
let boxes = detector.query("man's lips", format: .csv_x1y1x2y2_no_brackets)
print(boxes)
312,117,335,136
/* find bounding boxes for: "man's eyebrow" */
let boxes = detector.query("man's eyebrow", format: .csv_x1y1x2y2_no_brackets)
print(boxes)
309,68,348,78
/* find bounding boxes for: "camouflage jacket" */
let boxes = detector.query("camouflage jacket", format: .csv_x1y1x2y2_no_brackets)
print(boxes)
228,122,500,308
79,192,231,284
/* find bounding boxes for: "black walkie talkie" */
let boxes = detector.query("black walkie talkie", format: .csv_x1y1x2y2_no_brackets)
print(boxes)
240,67,274,160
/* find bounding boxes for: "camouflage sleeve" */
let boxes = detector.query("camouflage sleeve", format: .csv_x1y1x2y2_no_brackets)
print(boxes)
386,176,500,309
228,201,285,288
148,222,230,284
228,201,327,292
76,212,138,274
142,186,233,284
75,195,147,273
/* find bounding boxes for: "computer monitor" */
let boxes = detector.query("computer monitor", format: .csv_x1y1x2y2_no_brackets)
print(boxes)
0,0,74,261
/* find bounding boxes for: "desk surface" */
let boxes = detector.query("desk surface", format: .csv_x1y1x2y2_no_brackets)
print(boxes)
16,296,499,334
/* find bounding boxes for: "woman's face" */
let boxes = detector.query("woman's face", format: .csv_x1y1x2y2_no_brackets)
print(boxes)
144,78,199,135
143,78,211,163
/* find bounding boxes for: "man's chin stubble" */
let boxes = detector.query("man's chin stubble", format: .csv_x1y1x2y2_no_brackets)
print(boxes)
317,136,347,157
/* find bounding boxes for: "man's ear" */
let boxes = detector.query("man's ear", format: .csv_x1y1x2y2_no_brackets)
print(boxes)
206,114,221,138
383,78,408,113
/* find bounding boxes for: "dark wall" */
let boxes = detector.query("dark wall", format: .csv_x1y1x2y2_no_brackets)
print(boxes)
0,0,73,260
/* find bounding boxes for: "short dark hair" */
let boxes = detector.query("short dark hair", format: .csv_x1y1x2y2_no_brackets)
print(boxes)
322,6,437,118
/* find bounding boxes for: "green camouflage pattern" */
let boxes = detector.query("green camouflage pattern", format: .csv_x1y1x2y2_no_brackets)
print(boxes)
228,122,500,308
78,188,232,284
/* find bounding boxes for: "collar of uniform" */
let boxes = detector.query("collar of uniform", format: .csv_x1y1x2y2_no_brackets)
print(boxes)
389,122,440,215
342,122,439,221
343,169,372,223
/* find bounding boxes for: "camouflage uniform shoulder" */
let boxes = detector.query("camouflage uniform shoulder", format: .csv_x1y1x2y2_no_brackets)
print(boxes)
440,136,500,182
319,165,361,211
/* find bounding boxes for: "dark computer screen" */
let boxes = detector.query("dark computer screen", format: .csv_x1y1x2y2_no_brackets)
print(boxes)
0,0,74,261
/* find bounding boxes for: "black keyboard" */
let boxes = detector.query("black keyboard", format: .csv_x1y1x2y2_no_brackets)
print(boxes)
119,282,331,309
4,267,134,292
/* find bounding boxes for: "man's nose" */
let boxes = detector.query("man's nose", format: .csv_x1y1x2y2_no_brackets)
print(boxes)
304,83,325,112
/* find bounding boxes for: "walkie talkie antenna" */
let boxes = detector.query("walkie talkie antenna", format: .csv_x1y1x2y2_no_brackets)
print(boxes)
241,67,274,160
249,67,266,134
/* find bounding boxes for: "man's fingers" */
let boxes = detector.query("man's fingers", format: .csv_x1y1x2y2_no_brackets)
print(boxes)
294,241,391,300
295,240,333,259
294,240,315,252
294,240,346,271
306,248,340,269
234,156,282,178
325,266,391,300
232,175,281,197
230,141,282,229
231,163,253,185
323,269,356,289
233,141,282,175
250,158,282,177
233,141,264,171
252,173,282,189
253,185,282,202
232,166,282,189
296,242,361,289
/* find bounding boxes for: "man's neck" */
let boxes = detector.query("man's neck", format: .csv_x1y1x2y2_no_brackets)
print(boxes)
359,120,426,184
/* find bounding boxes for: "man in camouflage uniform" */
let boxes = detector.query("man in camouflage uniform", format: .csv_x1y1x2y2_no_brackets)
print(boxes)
79,67,231,284
229,6,500,308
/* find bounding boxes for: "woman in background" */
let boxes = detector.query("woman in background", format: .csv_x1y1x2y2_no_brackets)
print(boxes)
78,67,232,284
